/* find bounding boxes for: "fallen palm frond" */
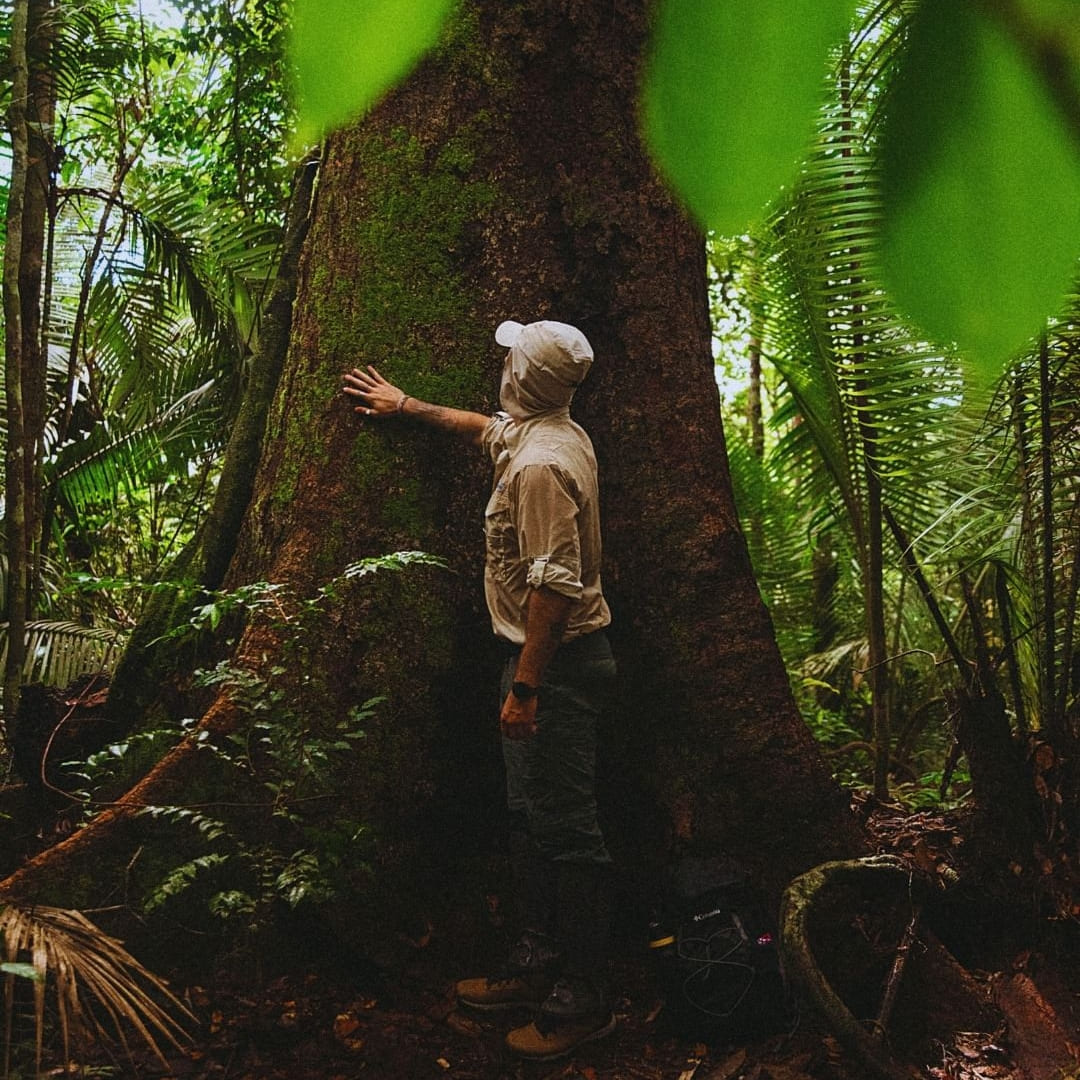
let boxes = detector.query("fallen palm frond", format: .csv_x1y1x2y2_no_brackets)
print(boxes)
1,904,193,1076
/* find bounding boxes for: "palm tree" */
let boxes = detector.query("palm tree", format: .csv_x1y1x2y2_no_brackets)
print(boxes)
724,2,1080,866
730,3,963,798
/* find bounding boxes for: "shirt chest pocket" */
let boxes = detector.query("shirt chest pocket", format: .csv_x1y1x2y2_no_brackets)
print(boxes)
484,487,517,580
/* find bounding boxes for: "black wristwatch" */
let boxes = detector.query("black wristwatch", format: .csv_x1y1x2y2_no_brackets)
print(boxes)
511,681,538,701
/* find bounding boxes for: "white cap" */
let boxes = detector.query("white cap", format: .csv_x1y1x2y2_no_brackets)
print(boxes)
495,320,525,348
494,320,593,380
495,319,594,418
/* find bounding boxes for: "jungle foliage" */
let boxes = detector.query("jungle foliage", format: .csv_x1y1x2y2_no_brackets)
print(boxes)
4,0,1080,809
713,3,1080,810
3,0,1080,1070
0,0,291,690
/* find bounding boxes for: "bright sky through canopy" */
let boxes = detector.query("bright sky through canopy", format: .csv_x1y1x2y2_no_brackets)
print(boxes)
134,0,183,28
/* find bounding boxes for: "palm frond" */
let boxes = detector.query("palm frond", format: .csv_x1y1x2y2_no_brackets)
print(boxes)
757,121,961,548
726,417,867,666
117,177,278,353
48,421,165,514
47,370,223,520
51,1,138,107
0,621,126,687
1,904,192,1075
720,1,996,712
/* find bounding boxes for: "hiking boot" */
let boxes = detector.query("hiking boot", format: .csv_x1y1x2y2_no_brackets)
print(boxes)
504,1009,616,1060
455,929,559,1012
504,976,614,1059
455,971,551,1012
539,975,606,1020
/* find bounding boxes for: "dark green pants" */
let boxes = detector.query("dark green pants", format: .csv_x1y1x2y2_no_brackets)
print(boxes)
500,631,615,867
500,631,615,996
498,630,613,993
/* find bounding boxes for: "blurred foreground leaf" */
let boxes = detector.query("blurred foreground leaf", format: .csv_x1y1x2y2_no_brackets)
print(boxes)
290,0,457,146
642,0,857,233
880,0,1080,372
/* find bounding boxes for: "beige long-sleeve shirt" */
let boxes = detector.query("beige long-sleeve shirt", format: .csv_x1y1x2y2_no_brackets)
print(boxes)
481,409,611,645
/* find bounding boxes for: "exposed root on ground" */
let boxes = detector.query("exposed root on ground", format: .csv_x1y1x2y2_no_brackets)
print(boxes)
781,856,921,1080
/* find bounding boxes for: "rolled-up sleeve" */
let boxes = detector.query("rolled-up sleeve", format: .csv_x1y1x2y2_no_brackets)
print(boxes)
481,413,513,463
513,464,583,599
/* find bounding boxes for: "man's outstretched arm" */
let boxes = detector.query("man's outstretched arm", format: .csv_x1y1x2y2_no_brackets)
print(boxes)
342,364,489,445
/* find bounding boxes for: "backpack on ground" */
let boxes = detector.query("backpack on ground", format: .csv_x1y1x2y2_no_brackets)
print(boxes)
648,856,796,1042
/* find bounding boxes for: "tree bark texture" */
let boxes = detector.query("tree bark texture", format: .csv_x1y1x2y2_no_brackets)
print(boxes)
3,0,32,732
21,0,55,603
0,0,860,919
3,0,54,728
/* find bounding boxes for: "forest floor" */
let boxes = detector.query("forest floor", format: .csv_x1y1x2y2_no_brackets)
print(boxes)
146,957,860,1080
67,928,872,1080
8,796,1079,1080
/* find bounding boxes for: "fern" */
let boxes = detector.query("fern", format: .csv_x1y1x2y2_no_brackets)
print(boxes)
143,853,231,913
136,804,229,843
340,550,449,580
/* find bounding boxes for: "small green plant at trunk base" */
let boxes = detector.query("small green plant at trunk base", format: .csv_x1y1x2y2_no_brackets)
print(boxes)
64,553,442,941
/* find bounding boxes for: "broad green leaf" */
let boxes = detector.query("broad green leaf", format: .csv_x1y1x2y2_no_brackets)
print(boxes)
642,0,857,233
290,0,457,146
881,0,1080,371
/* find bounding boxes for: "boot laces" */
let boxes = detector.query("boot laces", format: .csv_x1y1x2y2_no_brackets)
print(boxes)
535,984,604,1036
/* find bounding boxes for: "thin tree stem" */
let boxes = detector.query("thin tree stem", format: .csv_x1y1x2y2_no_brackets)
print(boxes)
1039,332,1057,731
3,0,32,733
995,566,1029,732
960,569,994,692
883,505,970,681
1054,492,1080,730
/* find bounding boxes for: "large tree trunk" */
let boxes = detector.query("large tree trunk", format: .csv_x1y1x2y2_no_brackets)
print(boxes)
0,0,859,922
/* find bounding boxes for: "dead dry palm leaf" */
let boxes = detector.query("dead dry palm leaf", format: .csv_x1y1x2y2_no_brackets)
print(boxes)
1,904,193,1076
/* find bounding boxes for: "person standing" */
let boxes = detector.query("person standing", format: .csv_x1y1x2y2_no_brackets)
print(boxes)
342,319,616,1059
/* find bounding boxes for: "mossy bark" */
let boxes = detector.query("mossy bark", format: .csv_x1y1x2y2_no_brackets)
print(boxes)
0,0,860,923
